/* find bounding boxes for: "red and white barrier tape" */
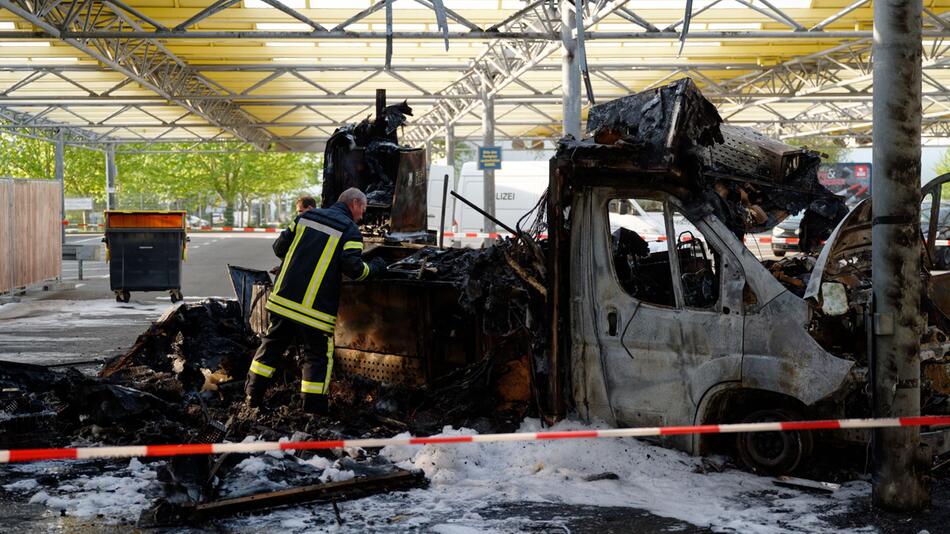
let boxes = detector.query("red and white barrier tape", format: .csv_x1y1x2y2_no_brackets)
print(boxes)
445,231,792,246
3,415,949,464
65,224,279,233
59,225,950,247
192,226,278,233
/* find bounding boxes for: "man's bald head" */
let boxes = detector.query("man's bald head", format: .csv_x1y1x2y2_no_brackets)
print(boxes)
339,187,367,223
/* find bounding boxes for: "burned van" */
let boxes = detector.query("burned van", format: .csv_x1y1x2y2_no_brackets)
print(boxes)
546,79,950,474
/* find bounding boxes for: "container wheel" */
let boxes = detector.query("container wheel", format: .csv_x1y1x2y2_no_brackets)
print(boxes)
170,289,184,303
115,290,130,303
735,409,812,476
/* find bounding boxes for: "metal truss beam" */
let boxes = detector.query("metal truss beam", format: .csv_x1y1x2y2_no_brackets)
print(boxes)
0,0,278,149
0,106,118,146
0,30,947,40
0,2,947,147
0,62,766,72
405,0,637,145
10,92,950,105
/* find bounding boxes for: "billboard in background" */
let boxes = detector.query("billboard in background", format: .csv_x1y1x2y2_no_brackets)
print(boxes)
818,163,871,206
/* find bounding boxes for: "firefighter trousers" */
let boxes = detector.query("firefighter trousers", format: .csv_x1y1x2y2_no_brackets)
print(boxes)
244,314,334,414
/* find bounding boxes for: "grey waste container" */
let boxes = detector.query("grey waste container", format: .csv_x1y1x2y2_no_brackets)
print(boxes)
104,210,188,303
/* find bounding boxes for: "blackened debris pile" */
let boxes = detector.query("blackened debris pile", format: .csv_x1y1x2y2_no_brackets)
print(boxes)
0,360,195,449
322,101,414,210
382,235,551,419
101,299,254,396
579,77,846,240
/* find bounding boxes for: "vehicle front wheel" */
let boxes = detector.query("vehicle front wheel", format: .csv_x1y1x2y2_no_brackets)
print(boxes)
735,409,812,476
772,249,786,257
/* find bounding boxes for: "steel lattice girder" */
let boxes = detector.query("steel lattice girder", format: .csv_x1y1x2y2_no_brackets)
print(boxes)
0,0,277,149
0,106,117,146
0,1,948,146
405,7,950,144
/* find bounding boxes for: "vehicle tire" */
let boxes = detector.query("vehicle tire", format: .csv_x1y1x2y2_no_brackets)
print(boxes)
117,290,131,303
170,290,183,303
735,409,812,476
773,249,786,257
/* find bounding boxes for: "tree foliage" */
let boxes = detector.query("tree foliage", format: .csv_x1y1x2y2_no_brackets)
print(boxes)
118,144,320,224
0,135,320,224
937,147,950,177
784,136,850,165
428,139,476,178
0,133,105,199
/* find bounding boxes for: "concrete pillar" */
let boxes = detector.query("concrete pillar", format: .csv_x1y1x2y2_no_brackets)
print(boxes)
871,0,928,511
445,123,455,166
445,123,456,189
54,132,65,244
482,76,496,237
105,144,117,210
560,0,581,138
425,139,432,169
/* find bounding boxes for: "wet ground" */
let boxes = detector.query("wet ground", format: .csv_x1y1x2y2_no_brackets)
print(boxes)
0,233,276,368
2,233,948,533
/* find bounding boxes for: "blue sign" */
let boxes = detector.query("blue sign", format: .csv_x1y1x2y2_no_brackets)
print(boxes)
478,146,502,170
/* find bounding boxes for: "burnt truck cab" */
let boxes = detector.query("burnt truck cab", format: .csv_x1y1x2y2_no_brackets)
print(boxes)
547,80,950,474
550,154,851,473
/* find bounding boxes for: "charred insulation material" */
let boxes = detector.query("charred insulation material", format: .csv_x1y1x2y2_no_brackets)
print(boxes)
321,101,414,208
580,78,846,240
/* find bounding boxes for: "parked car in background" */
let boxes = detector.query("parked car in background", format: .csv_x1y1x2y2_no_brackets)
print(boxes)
187,215,210,228
770,213,803,257
920,174,950,270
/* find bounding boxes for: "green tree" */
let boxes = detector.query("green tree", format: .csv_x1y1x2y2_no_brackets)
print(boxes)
0,136,320,224
936,147,950,177
428,139,476,179
0,133,105,200
117,143,319,225
785,136,850,165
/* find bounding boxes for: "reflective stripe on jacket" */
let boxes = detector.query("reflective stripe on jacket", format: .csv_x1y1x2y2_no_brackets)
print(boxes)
266,202,371,332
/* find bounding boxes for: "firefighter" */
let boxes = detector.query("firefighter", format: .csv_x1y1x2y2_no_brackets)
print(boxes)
245,187,386,415
271,195,319,275
295,195,317,214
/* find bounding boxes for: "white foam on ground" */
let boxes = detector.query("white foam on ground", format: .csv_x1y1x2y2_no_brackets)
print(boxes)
10,459,160,521
224,419,873,533
5,419,873,532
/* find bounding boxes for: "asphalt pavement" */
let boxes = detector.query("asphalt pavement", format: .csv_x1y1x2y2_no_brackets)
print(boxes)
0,232,281,367
0,231,781,368
58,232,279,301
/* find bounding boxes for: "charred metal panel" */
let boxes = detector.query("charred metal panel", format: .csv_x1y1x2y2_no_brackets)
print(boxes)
586,78,723,170
389,149,428,234
742,291,854,406
335,279,479,385
335,348,425,386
